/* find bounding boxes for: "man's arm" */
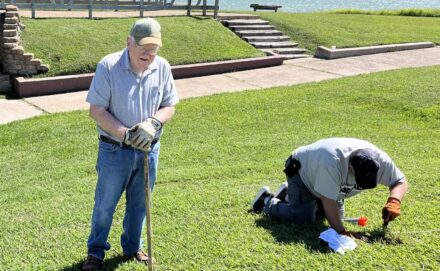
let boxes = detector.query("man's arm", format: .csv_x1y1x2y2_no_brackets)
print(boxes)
320,195,345,233
382,179,408,223
90,104,128,141
389,179,408,201
152,106,175,124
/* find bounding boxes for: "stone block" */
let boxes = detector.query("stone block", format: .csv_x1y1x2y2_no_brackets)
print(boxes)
23,53,34,61
6,5,19,11
38,64,50,72
0,74,10,81
23,66,38,73
12,54,24,61
0,81,12,93
5,12,19,17
10,46,24,55
3,54,14,61
0,80,12,87
3,36,19,43
3,29,18,37
30,59,42,66
3,24,17,30
9,64,22,70
2,43,16,49
5,17,18,24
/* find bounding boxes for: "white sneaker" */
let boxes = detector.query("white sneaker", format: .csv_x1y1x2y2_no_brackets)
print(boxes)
251,186,272,213
273,182,288,202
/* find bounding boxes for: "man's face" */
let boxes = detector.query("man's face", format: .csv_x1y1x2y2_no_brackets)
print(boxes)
127,38,159,73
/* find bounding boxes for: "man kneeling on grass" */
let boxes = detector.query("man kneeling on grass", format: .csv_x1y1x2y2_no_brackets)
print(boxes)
251,138,408,237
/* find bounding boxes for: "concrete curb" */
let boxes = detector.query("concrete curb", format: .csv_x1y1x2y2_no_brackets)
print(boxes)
315,42,435,59
13,55,284,98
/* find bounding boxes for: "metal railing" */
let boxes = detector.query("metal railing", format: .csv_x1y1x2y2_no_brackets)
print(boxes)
0,0,220,18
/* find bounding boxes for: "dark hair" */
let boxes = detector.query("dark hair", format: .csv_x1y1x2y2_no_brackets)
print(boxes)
349,148,380,190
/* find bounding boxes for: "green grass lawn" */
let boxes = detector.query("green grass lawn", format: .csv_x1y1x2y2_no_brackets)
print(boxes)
332,8,440,17
257,12,440,53
20,16,264,77
1,66,439,270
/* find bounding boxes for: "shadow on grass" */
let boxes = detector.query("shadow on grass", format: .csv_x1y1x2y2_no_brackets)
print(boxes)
60,255,128,271
255,216,330,253
361,227,404,245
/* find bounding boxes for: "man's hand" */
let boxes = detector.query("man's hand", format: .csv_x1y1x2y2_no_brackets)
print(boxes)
129,118,161,152
382,197,401,223
123,128,134,146
339,230,367,241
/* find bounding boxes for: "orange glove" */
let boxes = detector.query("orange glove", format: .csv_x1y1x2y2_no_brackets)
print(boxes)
382,197,401,223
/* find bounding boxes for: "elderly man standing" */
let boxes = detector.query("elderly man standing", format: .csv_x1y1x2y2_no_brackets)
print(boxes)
82,18,179,271
251,138,408,237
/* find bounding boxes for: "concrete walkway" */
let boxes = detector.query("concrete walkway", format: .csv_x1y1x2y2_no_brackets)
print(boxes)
1,47,440,125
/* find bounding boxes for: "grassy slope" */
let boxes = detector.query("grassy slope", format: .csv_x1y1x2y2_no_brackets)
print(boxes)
257,12,440,53
20,17,264,77
0,66,439,270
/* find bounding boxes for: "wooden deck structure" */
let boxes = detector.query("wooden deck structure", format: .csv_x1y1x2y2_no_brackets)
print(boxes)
0,0,220,18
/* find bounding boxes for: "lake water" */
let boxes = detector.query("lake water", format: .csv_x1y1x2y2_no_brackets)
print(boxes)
214,0,440,13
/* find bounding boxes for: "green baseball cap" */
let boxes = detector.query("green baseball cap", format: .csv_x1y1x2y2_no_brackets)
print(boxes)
130,18,162,47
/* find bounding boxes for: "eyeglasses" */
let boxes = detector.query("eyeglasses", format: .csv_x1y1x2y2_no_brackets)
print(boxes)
134,43,159,56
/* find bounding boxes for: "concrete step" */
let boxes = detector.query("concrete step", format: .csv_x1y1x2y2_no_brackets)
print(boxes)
273,48,308,54
243,35,291,42
236,30,283,37
250,41,298,49
280,54,311,59
222,19,269,26
230,25,275,31
217,15,260,20
261,49,310,59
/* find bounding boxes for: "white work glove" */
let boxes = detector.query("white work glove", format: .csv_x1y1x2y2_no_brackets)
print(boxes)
129,118,162,152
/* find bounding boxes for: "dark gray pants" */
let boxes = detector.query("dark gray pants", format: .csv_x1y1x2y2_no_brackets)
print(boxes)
263,174,345,225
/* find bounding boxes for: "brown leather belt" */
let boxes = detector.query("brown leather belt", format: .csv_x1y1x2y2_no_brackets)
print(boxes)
100,135,130,147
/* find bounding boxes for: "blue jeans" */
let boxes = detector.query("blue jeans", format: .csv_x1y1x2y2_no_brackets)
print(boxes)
263,174,345,224
263,174,318,224
87,140,160,260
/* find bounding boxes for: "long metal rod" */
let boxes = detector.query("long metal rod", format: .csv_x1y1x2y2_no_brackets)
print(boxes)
144,151,154,271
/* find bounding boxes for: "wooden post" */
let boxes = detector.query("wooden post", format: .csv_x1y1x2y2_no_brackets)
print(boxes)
202,0,206,16
214,0,219,18
186,0,191,16
140,0,144,18
88,0,93,19
31,0,35,19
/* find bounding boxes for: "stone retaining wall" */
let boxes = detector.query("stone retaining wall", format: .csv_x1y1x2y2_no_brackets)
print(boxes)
1,5,49,76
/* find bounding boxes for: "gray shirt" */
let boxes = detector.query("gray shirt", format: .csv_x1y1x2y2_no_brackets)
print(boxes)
86,49,179,141
292,138,405,200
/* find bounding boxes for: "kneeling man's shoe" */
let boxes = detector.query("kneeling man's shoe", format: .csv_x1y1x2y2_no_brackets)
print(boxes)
274,182,288,202
251,186,272,213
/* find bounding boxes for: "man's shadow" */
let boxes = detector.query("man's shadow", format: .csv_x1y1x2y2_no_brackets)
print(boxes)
60,255,128,271
254,216,330,253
